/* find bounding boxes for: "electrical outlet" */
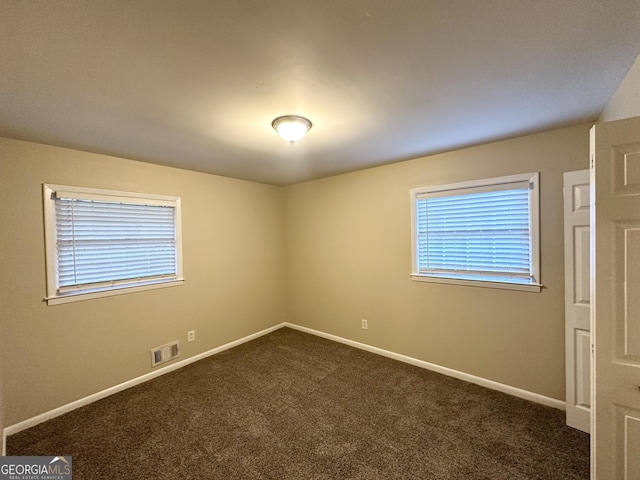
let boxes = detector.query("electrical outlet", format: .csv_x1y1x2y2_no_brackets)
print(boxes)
187,330,195,342
361,319,368,330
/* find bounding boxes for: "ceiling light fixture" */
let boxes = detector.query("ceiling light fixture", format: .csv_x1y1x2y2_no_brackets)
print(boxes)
271,115,312,144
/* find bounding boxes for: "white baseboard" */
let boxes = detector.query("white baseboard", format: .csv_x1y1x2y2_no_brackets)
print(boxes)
3,320,564,449
3,323,285,441
283,322,566,411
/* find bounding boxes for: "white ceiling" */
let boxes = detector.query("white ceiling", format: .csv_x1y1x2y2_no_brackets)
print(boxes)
2,1,640,185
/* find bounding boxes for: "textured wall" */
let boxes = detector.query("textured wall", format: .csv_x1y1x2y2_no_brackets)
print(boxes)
0,320,4,453
1,122,594,428
284,124,590,401
600,53,640,122
0,138,286,425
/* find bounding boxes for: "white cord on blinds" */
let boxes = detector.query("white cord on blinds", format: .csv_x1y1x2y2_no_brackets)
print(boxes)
54,195,178,292
416,183,533,283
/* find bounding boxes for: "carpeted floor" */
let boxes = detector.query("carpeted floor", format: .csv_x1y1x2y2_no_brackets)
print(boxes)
8,327,589,479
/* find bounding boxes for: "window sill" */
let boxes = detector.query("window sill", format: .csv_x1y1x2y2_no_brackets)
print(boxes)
45,278,185,305
410,274,542,292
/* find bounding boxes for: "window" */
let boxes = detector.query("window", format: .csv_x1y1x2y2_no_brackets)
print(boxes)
43,184,184,305
410,173,540,292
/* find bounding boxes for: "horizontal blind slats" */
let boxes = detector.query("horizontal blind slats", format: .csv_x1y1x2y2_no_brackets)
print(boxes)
416,186,532,279
55,197,178,289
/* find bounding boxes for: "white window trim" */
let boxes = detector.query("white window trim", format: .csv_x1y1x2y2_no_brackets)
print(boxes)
410,173,542,292
43,184,185,305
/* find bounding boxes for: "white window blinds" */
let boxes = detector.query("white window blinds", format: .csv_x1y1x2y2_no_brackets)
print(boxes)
411,173,540,289
55,197,178,289
43,185,183,304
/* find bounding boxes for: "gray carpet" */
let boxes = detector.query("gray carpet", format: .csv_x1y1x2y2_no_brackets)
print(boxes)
8,327,589,479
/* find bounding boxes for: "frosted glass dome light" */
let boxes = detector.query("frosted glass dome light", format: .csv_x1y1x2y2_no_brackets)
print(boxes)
272,115,312,143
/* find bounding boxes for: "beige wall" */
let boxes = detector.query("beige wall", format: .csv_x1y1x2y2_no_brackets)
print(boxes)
0,138,286,426
0,122,592,430
284,123,591,401
600,53,640,122
1,321,4,454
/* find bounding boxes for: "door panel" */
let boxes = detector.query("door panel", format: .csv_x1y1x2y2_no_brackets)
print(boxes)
574,226,591,309
612,143,640,196
564,169,591,433
575,329,591,409
614,223,640,360
591,116,640,479
615,407,640,478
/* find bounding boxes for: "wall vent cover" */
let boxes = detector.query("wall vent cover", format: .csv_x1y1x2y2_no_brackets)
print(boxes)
151,340,180,367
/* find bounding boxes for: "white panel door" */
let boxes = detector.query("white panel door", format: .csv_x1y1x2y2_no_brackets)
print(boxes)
564,169,591,433
592,115,640,479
